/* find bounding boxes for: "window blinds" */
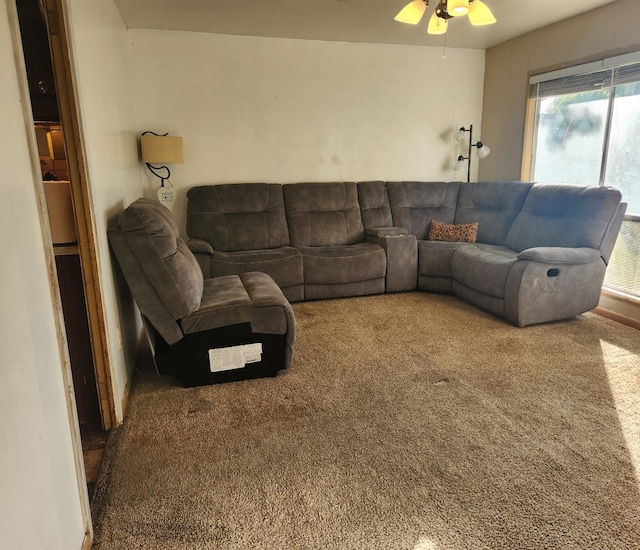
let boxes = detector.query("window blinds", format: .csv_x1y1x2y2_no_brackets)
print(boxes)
612,63,640,87
529,54,640,99
531,69,612,98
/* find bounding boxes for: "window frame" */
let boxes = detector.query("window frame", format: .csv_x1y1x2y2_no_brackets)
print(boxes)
523,51,640,305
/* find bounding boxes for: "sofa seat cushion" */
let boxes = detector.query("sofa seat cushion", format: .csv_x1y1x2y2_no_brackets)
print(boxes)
208,246,303,290
180,272,290,336
418,241,468,278
451,244,519,299
298,242,386,285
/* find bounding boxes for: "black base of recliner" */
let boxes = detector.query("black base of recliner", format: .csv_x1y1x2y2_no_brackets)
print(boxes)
144,319,287,387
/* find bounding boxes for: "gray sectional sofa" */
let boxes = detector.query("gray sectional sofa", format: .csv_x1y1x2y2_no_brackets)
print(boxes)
186,180,626,327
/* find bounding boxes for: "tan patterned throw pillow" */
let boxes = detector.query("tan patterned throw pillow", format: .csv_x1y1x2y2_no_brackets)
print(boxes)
427,220,478,243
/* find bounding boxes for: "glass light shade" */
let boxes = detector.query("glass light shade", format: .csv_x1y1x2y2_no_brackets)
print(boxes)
427,11,448,34
468,0,496,25
447,0,469,16
141,135,184,164
454,157,467,172
394,0,427,24
453,128,467,143
476,144,491,158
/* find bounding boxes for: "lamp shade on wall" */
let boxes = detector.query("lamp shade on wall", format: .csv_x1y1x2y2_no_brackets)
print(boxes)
140,135,184,164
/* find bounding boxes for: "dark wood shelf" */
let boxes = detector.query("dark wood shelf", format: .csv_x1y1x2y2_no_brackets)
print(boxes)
53,243,79,256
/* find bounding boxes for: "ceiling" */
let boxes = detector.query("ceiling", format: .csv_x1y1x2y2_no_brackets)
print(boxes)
113,0,618,49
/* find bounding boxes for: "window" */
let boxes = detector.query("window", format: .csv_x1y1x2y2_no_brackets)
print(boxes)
528,54,640,300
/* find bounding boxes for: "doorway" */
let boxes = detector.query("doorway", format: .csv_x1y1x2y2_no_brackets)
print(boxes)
15,0,112,499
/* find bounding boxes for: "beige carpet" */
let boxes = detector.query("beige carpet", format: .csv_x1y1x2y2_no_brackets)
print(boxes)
91,293,640,549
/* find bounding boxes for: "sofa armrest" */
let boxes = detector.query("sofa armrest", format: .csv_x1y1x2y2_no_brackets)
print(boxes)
187,239,214,278
188,238,214,255
366,226,409,238
517,247,601,265
366,231,417,292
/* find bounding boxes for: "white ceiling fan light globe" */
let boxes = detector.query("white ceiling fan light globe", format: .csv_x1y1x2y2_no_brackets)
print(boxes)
468,0,497,25
394,0,428,24
427,11,448,34
447,0,470,17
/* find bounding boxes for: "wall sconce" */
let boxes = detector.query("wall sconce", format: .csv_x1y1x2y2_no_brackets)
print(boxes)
453,124,490,183
140,131,184,205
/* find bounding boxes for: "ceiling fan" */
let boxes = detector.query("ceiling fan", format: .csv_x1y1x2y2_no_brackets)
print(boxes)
394,0,496,35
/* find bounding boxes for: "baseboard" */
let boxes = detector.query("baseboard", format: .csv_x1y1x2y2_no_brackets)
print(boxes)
118,329,147,422
596,290,640,330
119,375,132,427
593,307,640,330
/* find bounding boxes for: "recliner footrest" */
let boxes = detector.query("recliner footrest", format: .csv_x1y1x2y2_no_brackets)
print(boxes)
145,319,287,387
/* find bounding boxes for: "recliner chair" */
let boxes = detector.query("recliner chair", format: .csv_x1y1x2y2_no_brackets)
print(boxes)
108,198,296,387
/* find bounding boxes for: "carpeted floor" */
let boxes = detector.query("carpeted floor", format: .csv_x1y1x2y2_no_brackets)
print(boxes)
91,293,640,549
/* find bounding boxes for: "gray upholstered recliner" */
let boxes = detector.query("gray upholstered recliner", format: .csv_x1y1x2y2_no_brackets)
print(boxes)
108,198,296,386
451,183,626,326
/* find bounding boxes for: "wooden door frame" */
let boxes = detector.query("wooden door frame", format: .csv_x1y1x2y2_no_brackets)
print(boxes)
42,0,117,431
7,1,108,545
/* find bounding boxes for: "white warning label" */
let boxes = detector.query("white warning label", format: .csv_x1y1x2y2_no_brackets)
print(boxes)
208,343,263,372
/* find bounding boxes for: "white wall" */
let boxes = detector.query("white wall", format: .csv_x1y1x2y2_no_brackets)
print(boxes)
129,30,486,234
0,1,87,548
63,0,145,420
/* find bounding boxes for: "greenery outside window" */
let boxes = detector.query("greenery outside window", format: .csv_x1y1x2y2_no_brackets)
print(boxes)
527,53,640,301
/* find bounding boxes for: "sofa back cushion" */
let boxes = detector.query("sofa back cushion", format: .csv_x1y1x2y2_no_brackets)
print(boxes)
387,182,460,239
455,181,533,245
107,198,203,345
505,183,623,252
283,182,365,246
186,184,290,252
357,181,393,230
